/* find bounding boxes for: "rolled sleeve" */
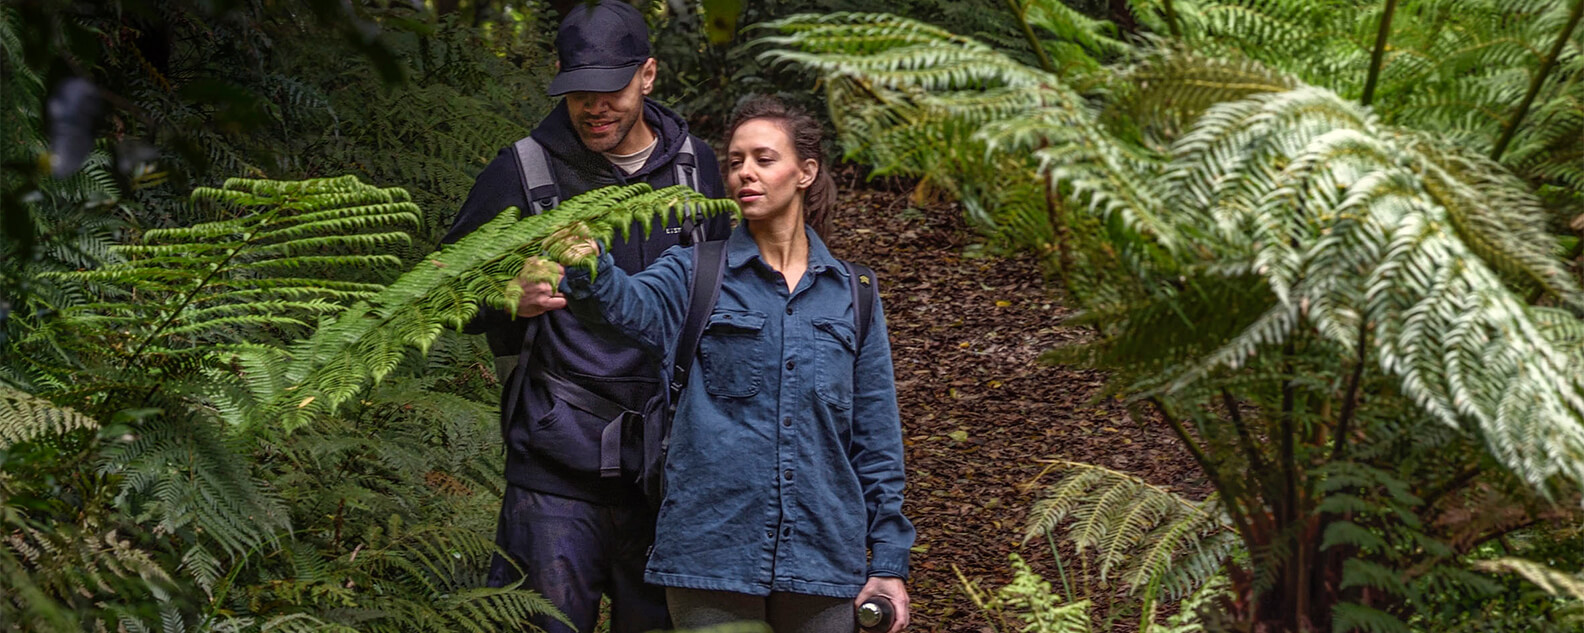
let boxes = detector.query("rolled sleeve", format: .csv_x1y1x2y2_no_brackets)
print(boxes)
868,543,911,579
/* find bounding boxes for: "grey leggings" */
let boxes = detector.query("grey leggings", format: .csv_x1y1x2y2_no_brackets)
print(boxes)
666,587,855,633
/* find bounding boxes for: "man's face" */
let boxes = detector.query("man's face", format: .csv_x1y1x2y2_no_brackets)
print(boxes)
565,59,657,154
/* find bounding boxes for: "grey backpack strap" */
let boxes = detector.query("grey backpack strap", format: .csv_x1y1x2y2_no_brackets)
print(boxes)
513,136,560,214
674,137,707,247
493,137,558,385
673,136,700,191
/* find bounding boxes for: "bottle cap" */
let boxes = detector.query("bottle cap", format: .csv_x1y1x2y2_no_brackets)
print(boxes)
857,602,884,628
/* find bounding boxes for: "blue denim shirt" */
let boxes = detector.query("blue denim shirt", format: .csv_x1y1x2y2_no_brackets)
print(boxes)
563,224,913,598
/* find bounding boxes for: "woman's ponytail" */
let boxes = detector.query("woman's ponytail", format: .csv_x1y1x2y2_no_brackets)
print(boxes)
803,168,837,239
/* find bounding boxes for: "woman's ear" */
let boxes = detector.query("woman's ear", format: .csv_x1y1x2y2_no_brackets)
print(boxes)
797,158,819,190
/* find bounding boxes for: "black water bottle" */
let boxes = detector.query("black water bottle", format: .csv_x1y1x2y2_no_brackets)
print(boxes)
856,596,895,633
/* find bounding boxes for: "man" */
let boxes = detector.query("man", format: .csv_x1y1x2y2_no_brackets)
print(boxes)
441,3,730,632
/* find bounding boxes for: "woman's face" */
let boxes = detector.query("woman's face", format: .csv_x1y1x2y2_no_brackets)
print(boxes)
726,118,818,223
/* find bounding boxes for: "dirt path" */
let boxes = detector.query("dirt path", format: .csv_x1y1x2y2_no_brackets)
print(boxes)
824,183,1205,632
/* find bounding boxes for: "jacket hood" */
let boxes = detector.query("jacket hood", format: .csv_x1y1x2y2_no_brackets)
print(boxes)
530,97,694,181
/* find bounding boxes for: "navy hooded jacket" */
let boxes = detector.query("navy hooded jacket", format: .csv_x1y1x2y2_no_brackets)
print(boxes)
442,98,730,503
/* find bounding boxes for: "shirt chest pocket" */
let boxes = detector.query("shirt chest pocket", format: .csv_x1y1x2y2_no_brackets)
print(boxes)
813,317,857,408
699,309,767,398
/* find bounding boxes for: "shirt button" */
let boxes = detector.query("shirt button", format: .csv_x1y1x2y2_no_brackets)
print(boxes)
785,360,795,370
782,416,792,427
786,306,794,315
766,529,774,539
783,469,794,481
782,526,792,538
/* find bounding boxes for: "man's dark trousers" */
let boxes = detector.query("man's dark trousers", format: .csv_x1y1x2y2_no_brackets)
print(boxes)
487,486,666,633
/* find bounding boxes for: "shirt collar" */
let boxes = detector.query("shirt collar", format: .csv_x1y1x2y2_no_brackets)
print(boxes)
725,223,845,277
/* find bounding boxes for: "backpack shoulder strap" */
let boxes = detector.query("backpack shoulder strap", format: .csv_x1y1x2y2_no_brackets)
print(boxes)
674,138,707,247
669,240,728,412
842,260,877,351
672,136,700,192
512,136,560,214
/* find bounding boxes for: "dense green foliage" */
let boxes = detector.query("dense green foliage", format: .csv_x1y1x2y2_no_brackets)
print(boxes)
0,1,558,630
761,1,1584,631
1,173,730,630
6,0,1583,631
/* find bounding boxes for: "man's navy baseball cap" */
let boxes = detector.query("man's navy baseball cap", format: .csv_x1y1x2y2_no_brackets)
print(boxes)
547,1,652,96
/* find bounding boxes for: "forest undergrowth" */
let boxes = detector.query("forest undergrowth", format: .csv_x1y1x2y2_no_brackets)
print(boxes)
825,173,1207,632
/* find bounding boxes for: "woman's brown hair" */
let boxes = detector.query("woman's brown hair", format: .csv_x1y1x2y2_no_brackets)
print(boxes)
724,95,838,238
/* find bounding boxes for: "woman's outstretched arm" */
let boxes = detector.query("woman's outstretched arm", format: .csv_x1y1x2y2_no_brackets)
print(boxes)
557,244,694,359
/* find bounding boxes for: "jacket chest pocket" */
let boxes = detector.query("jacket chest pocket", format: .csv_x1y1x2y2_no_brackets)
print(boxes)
699,309,767,398
813,317,857,408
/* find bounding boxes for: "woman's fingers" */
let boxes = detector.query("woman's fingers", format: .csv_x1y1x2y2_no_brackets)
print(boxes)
855,577,910,632
888,582,911,633
542,223,599,263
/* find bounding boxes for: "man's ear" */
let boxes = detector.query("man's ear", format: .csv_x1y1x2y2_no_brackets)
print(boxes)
639,58,658,95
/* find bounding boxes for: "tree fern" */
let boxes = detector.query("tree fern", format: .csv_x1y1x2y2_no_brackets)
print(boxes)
1191,0,1584,213
762,8,1584,630
758,11,1135,297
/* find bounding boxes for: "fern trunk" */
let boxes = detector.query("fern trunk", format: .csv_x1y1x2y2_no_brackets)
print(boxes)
1491,0,1584,160
1043,172,1076,288
1360,0,1398,106
1005,0,1057,74
1160,0,1182,38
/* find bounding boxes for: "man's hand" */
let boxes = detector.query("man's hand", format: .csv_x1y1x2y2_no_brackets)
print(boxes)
855,576,910,633
508,257,567,318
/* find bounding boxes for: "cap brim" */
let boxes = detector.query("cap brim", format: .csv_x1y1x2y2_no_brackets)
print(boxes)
547,64,641,96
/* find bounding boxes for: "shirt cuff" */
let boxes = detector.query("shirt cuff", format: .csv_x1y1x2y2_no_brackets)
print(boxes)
560,252,614,299
868,543,911,580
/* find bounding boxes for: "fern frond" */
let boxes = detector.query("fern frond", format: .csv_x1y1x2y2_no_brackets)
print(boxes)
0,387,99,450
264,183,736,431
978,553,1093,633
1473,557,1584,602
1024,460,1232,599
46,175,420,363
99,414,288,556
1330,601,1411,633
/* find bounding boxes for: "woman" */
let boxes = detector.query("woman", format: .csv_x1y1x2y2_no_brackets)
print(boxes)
550,96,914,632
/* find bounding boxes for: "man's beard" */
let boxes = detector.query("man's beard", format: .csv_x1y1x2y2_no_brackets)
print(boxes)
577,111,640,154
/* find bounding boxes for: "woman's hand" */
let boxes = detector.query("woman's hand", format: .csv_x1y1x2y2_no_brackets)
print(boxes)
855,576,910,632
